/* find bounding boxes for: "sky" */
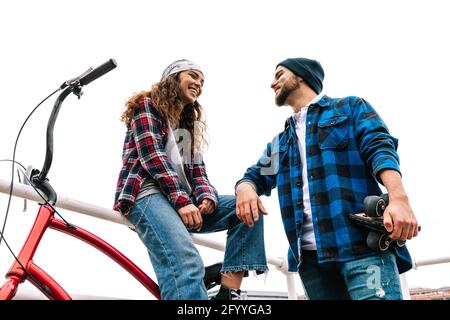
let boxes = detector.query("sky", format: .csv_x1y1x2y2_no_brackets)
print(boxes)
1,0,449,299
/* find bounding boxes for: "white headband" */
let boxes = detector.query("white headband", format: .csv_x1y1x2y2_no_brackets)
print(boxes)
161,59,203,80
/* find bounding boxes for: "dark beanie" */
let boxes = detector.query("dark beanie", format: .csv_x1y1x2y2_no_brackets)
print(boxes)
276,58,324,94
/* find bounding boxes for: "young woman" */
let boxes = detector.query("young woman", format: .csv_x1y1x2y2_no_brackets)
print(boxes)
114,59,267,300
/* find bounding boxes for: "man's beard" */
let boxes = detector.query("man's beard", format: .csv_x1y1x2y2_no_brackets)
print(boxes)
275,77,300,106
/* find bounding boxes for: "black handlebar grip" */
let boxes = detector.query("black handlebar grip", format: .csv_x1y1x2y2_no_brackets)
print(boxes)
79,59,117,86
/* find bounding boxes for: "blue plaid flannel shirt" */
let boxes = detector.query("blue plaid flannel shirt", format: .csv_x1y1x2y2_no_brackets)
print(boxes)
237,95,412,273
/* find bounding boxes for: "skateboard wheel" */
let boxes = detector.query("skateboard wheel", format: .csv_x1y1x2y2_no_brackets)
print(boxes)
367,231,390,252
381,193,389,206
378,234,391,252
364,196,386,217
396,240,406,247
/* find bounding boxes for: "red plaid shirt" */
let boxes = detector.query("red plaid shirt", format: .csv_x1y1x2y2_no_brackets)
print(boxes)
114,98,218,215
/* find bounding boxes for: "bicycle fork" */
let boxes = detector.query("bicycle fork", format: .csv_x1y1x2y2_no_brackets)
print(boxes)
0,205,71,300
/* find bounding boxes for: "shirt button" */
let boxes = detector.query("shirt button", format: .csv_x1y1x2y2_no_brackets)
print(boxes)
310,175,314,180
296,180,302,187
297,200,303,206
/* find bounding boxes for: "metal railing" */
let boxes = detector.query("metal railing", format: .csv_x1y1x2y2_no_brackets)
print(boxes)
0,178,298,299
2,178,449,300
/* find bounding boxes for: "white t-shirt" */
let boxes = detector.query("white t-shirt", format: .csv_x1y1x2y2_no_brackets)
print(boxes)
292,92,324,250
137,123,192,200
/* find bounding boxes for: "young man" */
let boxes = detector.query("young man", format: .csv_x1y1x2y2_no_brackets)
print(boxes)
235,57,419,300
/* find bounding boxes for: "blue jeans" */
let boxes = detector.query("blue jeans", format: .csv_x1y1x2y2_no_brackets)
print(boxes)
127,193,268,300
299,250,403,300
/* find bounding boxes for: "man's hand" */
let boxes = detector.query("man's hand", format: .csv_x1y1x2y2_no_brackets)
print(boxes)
236,182,268,227
383,195,419,241
379,170,420,241
198,198,215,215
177,204,203,231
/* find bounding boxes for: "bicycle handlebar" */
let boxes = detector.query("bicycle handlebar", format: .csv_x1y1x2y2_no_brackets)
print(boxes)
32,59,118,204
79,59,117,86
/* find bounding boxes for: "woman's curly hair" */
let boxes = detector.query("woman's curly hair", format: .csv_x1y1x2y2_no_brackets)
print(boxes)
121,73,208,156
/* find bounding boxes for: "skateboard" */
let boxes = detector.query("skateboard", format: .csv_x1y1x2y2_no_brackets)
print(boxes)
348,194,420,252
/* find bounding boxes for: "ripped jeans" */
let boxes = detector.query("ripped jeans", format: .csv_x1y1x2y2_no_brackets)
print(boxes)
299,250,403,300
127,193,268,300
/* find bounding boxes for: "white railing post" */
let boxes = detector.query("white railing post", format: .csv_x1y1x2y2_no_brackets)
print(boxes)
400,273,411,300
270,256,298,300
285,273,298,300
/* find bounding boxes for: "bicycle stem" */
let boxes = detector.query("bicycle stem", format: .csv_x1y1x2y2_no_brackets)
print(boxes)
31,59,117,205
32,86,77,205
38,87,74,182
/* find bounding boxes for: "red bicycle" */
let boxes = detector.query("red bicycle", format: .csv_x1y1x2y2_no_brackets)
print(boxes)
0,60,221,300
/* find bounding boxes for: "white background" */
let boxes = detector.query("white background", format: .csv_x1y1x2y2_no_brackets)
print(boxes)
0,0,449,299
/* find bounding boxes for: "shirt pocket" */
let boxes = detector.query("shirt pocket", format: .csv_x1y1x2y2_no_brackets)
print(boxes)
265,144,290,175
277,143,291,173
318,115,349,150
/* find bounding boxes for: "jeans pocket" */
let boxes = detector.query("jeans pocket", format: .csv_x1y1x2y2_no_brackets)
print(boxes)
128,195,154,226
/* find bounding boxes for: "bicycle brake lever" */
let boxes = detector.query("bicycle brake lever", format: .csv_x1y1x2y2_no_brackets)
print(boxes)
21,165,34,212
16,168,27,212
60,67,94,89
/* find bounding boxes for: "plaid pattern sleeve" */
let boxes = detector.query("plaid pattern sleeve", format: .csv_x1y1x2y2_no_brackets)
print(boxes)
129,102,192,210
351,97,400,184
190,161,219,207
236,138,279,197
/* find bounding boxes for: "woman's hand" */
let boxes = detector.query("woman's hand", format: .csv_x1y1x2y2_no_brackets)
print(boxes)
177,204,203,231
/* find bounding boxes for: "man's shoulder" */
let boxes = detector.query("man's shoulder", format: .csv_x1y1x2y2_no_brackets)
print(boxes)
320,95,371,117
324,95,363,106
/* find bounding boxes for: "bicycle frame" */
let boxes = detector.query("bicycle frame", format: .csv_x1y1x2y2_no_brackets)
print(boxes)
0,60,161,299
0,203,160,300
